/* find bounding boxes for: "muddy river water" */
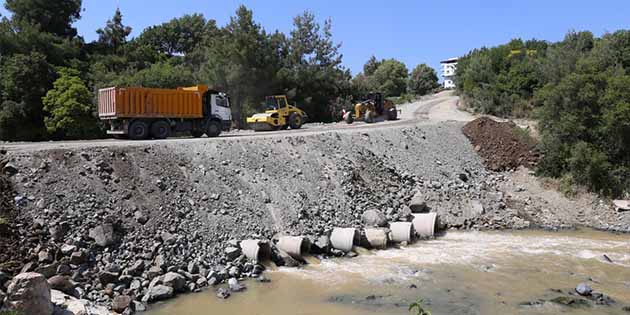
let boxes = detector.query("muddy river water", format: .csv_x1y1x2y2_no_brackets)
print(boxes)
147,229,630,315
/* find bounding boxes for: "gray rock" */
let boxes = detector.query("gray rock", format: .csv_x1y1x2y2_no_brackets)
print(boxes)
143,285,173,303
47,275,75,295
38,250,53,264
89,224,117,247
98,271,119,285
3,162,18,176
50,289,110,315
362,209,388,227
147,266,162,279
129,279,142,291
187,261,199,274
162,272,186,292
133,301,147,312
228,278,245,292
126,260,145,276
160,232,177,245
60,244,77,256
409,192,428,213
312,235,330,254
224,246,241,261
112,295,132,313
69,250,88,265
216,287,230,299
576,283,593,296
134,211,148,224
56,264,71,276
6,272,53,315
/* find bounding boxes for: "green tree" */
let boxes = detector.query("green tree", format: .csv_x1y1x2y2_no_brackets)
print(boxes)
96,8,132,52
372,59,408,97
4,0,82,38
137,14,217,57
363,55,381,76
42,68,101,139
281,11,349,121
0,52,53,140
408,64,439,95
201,5,277,127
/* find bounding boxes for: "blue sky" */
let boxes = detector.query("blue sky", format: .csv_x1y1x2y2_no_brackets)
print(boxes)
2,1,629,77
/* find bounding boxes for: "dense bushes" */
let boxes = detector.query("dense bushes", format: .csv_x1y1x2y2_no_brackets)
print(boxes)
457,30,630,197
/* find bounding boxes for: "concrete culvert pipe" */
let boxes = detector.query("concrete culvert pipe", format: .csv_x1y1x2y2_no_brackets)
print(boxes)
364,228,389,249
240,239,271,262
330,228,358,252
389,222,415,243
276,236,311,260
412,213,438,238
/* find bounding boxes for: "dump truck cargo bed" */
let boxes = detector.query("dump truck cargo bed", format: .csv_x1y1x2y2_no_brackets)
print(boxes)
98,87,204,119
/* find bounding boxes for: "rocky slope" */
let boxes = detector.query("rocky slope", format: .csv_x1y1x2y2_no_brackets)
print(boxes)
3,115,626,314
0,122,521,313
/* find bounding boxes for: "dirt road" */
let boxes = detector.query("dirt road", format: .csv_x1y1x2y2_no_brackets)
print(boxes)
2,91,468,153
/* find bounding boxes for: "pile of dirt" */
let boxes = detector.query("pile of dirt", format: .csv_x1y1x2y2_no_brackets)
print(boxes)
462,117,539,171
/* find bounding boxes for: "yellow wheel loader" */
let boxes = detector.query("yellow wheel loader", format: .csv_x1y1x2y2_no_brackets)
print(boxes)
247,95,308,131
343,92,398,124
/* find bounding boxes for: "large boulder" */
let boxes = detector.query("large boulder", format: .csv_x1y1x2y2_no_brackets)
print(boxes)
6,272,53,315
162,272,186,292
142,285,174,303
362,209,388,227
89,224,117,247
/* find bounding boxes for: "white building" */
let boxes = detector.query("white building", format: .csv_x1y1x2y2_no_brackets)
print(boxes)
440,58,458,89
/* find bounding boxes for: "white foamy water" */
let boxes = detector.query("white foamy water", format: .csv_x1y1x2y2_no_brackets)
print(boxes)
279,230,630,283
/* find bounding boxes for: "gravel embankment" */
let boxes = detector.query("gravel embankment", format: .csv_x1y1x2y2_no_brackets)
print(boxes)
0,121,517,313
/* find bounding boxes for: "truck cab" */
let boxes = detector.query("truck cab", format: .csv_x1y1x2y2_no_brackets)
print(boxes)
204,91,232,132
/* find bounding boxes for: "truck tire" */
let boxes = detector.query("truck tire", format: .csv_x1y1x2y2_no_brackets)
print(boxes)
344,113,354,124
150,120,171,139
387,108,398,121
289,113,303,129
206,120,222,138
128,120,149,140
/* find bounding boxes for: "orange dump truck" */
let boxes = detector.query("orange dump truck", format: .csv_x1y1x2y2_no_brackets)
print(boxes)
98,85,231,140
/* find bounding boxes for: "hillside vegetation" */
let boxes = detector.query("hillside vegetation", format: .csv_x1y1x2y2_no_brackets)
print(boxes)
456,30,630,197
0,0,439,141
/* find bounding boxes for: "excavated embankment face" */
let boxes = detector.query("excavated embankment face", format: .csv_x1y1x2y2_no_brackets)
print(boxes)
0,123,523,307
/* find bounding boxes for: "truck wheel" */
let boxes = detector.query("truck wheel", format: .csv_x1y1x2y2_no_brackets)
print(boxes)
150,120,170,139
128,120,149,140
289,113,303,129
206,120,222,137
344,113,354,124
387,108,398,121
